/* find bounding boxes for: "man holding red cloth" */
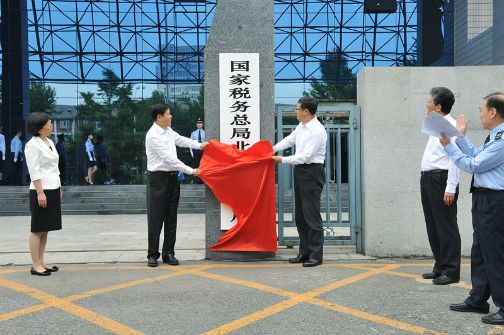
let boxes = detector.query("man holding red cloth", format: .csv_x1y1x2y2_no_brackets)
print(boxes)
272,97,327,267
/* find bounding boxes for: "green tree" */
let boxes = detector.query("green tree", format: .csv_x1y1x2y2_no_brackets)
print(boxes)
30,82,57,114
308,48,356,101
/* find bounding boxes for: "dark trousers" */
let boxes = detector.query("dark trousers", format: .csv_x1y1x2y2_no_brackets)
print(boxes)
465,192,504,311
10,153,23,186
420,171,461,278
192,150,203,184
146,171,180,260
294,164,325,260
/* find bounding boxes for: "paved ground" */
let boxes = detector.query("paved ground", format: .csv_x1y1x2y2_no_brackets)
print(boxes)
1,215,503,334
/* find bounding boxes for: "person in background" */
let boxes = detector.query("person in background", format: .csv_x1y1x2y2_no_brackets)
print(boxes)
420,87,461,285
55,134,67,186
190,117,205,184
24,112,62,276
95,135,107,184
0,126,5,184
10,130,24,185
85,133,97,185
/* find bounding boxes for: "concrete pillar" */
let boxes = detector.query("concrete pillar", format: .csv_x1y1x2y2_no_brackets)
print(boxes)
204,0,275,260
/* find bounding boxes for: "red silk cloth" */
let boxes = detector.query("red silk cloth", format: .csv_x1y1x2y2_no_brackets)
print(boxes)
199,140,277,252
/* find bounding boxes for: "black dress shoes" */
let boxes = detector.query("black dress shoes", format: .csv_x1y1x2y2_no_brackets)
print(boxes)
422,272,440,279
44,266,59,273
288,255,308,264
450,302,489,314
302,259,323,267
30,267,51,276
163,254,179,266
147,258,158,267
432,274,459,285
482,311,504,325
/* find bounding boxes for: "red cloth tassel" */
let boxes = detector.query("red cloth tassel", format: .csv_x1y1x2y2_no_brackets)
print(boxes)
199,140,277,252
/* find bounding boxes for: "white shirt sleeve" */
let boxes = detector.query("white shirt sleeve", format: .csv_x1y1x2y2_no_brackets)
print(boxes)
25,142,42,182
147,135,194,175
174,131,202,150
273,127,298,152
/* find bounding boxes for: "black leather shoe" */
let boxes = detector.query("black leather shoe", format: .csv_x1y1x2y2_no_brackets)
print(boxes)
302,259,323,267
422,272,440,279
147,258,158,267
433,274,459,285
288,255,308,264
30,267,51,276
482,311,504,325
162,254,179,266
450,302,489,314
44,266,59,272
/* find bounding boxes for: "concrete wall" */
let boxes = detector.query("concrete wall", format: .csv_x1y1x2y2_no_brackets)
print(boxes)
357,65,504,257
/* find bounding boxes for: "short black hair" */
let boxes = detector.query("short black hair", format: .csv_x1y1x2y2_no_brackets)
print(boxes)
298,96,318,115
96,135,103,141
27,112,50,137
151,103,172,121
57,133,65,141
484,92,504,119
430,87,455,114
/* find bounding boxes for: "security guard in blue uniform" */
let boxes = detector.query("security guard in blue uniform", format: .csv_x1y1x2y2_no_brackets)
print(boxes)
440,92,504,325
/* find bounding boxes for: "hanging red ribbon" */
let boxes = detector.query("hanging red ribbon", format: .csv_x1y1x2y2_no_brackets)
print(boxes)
199,140,277,252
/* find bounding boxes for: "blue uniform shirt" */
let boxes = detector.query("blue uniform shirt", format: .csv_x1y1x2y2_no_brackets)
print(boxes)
444,122,504,190
85,139,95,161
10,135,23,161
190,129,205,157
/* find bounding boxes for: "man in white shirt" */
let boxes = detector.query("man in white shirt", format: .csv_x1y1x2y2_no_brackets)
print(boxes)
420,87,461,285
0,126,5,183
10,130,24,185
272,97,327,267
145,103,208,267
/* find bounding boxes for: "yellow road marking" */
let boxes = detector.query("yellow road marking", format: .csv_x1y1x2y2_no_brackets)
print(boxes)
0,266,211,323
488,326,504,335
202,265,443,335
0,279,144,335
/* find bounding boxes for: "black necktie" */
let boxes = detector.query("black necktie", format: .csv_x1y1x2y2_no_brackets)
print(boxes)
198,130,202,143
470,134,490,193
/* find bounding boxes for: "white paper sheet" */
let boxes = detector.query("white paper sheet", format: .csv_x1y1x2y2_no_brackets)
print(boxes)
421,112,463,138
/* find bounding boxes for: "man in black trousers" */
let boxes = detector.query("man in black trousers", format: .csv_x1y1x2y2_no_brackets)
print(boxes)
420,87,461,285
441,92,504,325
272,97,327,267
145,103,208,267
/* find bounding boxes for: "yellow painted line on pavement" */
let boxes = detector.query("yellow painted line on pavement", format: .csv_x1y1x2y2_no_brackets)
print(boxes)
0,304,49,322
488,326,504,335
311,298,446,335
0,279,144,335
203,264,443,335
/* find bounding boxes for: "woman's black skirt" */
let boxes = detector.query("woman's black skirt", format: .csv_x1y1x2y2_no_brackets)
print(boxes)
29,188,62,233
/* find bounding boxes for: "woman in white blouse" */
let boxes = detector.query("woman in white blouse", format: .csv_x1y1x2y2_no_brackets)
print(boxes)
25,113,62,276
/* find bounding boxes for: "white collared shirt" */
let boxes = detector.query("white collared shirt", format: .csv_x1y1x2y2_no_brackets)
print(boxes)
25,137,61,190
421,113,460,193
146,123,201,174
273,117,327,165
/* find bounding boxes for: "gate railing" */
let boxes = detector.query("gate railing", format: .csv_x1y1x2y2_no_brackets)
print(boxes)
276,105,362,251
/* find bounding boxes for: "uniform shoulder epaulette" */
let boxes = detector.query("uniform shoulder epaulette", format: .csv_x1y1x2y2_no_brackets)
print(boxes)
494,131,503,141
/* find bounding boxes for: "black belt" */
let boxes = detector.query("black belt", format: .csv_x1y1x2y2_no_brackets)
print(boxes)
296,163,324,168
421,169,448,176
470,187,504,193
147,170,178,176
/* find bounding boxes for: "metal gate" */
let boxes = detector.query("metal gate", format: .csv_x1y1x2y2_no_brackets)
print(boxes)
276,105,362,252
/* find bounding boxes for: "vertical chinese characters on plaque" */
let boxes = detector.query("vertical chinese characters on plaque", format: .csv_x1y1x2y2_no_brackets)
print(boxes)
219,53,260,230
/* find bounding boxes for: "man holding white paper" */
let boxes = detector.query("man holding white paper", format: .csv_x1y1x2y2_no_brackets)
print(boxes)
420,87,461,285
